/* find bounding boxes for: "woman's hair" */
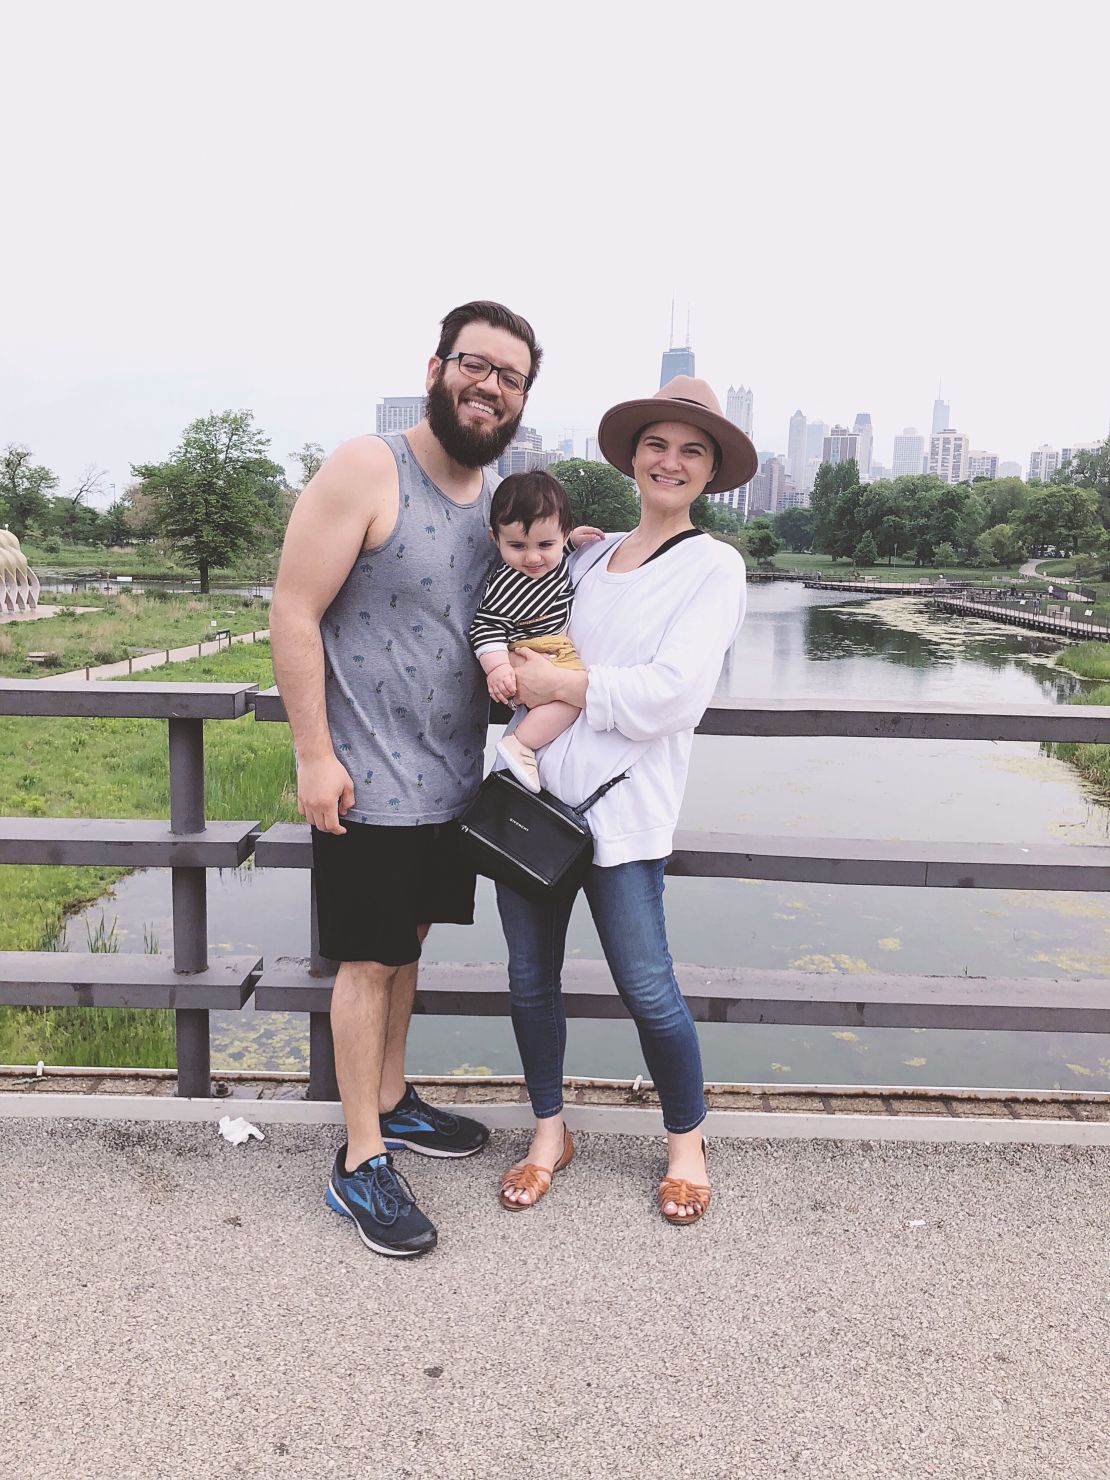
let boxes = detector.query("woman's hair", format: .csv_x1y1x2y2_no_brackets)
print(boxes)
634,422,721,480
436,300,543,385
490,471,572,535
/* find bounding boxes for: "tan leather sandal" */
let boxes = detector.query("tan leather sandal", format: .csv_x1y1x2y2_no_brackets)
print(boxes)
499,1128,574,1211
659,1140,710,1226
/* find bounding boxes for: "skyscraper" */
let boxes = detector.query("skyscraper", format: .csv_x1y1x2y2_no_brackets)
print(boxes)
376,395,426,434
726,385,754,437
660,345,695,385
787,410,807,490
1028,445,1060,482
931,393,951,437
822,426,861,467
892,427,927,478
966,451,999,481
852,413,874,480
928,430,970,484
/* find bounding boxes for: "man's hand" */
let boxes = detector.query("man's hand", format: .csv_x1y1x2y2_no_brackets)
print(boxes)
486,662,517,705
568,525,604,549
297,753,356,835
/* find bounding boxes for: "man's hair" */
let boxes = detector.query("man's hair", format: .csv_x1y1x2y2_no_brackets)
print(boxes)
490,471,571,535
436,300,543,385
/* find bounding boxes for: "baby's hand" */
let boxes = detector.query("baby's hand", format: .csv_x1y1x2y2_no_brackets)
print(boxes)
487,663,517,704
569,525,604,549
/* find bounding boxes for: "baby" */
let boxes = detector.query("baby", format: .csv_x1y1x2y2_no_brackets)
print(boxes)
468,470,602,792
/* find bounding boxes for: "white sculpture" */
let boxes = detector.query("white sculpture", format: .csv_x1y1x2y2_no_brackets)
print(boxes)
0,530,40,614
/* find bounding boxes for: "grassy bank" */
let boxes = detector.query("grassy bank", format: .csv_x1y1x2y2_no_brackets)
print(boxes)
23,540,276,584
1047,644,1110,798
769,552,1030,585
0,643,297,1066
0,591,269,677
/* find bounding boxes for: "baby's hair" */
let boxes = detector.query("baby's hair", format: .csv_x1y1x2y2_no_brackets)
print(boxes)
490,470,572,535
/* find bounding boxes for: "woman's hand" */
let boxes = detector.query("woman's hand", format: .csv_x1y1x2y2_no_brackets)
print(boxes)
485,662,517,705
512,649,587,710
568,525,604,549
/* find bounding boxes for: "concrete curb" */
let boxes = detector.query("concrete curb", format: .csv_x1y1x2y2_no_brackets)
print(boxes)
3,1092,1109,1146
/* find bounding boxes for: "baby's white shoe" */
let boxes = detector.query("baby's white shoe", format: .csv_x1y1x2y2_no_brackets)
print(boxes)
497,735,541,794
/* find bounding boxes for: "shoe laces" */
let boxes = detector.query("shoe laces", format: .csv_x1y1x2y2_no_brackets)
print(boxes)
350,1157,417,1226
404,1091,460,1136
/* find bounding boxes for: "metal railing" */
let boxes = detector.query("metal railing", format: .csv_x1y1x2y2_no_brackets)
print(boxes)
2,678,1109,1099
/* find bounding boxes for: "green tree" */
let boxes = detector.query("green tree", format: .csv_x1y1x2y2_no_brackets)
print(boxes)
810,459,860,557
132,410,285,591
549,458,640,531
102,500,133,546
0,444,59,539
744,518,781,565
983,523,1026,567
1064,437,1110,527
978,477,1029,529
1017,484,1102,557
933,541,957,567
691,499,743,534
853,530,878,566
290,441,326,490
772,505,814,552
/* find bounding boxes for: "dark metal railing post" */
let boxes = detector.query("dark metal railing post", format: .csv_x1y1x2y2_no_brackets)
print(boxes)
168,717,210,1097
308,871,339,1101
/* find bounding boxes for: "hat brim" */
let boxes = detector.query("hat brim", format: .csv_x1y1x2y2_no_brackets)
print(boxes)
597,398,759,495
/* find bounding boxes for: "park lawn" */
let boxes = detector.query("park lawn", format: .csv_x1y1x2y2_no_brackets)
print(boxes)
0,643,297,1067
1045,645,1110,801
23,540,277,584
769,552,1030,584
0,591,270,677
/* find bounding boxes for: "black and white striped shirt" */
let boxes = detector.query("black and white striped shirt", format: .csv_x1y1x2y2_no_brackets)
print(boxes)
468,554,575,657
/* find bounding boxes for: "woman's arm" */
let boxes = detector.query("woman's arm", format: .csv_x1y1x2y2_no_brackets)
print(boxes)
583,563,745,742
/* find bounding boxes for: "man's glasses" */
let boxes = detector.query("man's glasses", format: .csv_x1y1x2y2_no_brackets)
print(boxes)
440,353,530,396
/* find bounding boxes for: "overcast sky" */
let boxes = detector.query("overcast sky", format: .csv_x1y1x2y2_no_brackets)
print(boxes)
3,0,1107,505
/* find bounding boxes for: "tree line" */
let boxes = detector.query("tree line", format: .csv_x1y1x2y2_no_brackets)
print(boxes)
749,439,1110,572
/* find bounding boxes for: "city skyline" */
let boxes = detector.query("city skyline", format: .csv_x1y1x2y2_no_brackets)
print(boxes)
3,4,1106,505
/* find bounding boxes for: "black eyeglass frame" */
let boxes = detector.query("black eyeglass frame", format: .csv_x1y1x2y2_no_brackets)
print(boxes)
439,352,532,395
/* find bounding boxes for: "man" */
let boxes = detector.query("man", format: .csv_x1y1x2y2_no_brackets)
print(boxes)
270,301,542,1257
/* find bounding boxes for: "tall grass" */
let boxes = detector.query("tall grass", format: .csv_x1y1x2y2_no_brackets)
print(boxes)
0,644,294,1068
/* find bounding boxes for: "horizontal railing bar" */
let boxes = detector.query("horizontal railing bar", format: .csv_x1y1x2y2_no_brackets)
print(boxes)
254,958,1110,1032
0,818,259,867
248,686,1110,743
253,822,1109,891
0,679,258,719
0,953,261,1010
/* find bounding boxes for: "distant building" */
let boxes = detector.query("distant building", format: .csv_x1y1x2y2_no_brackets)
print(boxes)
870,461,890,482
497,425,549,478
708,486,747,516
892,427,927,478
998,461,1022,479
584,436,601,462
1028,445,1060,482
660,345,695,387
376,395,426,434
787,410,808,491
852,413,874,480
822,426,861,467
726,385,754,437
746,456,784,519
928,429,970,484
557,435,575,458
967,451,999,481
931,395,950,437
806,421,829,462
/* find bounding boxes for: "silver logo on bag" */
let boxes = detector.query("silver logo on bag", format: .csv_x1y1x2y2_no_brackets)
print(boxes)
510,818,530,832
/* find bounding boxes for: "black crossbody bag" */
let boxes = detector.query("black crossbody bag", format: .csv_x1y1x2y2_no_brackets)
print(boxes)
459,538,629,899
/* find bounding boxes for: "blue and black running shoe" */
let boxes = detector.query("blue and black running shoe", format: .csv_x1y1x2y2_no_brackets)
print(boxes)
380,1083,490,1158
326,1146,437,1257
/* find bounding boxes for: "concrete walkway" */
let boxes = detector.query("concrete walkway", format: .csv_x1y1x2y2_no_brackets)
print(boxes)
3,1117,1108,1479
38,627,270,682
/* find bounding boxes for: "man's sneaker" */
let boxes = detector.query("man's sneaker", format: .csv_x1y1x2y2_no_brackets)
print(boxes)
380,1083,490,1158
325,1145,437,1257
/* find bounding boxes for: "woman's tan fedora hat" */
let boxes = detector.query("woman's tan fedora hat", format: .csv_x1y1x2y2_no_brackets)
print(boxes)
597,376,759,496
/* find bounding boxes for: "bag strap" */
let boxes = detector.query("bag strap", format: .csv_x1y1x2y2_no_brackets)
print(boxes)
574,771,630,816
571,537,620,588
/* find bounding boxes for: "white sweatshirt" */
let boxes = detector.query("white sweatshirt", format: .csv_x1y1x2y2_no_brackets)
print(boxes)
501,532,747,866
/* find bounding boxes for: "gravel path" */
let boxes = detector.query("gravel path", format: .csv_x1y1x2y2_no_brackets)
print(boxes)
2,1118,1108,1480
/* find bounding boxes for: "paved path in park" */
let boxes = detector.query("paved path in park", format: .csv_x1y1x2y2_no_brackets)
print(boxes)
37,627,270,682
3,1117,1108,1480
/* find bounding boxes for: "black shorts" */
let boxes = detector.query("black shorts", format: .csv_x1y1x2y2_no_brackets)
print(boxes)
311,819,477,967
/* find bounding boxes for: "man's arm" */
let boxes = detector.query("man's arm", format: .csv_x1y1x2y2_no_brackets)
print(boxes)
270,436,395,834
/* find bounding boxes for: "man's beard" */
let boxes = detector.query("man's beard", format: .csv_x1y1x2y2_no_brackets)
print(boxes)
425,371,523,469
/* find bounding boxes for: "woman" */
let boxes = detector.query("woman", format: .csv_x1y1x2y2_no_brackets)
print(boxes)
495,376,756,1224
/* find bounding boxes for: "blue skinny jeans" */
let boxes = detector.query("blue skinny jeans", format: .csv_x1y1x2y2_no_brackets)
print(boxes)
495,859,706,1134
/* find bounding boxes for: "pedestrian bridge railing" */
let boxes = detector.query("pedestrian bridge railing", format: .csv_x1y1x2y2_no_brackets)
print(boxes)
2,678,1109,1100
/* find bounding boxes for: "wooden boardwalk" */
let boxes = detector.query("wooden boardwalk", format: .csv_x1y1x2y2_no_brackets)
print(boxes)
931,595,1110,642
804,578,971,595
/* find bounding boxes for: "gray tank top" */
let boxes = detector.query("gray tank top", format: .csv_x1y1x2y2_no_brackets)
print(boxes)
321,433,498,825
